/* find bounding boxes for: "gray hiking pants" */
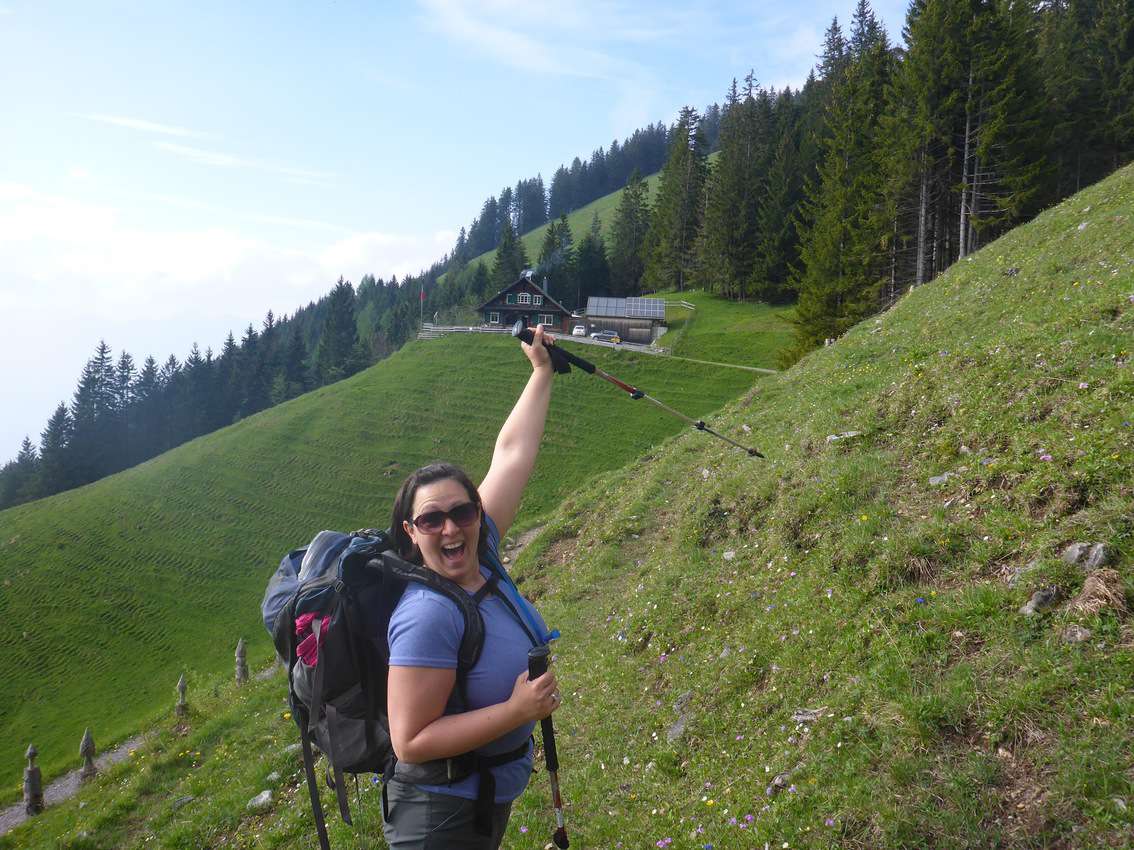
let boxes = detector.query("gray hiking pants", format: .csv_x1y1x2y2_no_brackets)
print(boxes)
381,779,512,849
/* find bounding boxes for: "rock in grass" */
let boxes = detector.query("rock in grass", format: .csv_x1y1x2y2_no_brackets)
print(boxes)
247,790,273,813
266,771,281,783
1083,543,1111,571
929,471,955,486
666,715,687,743
825,431,862,444
172,795,194,811
1062,624,1092,643
791,708,824,724
1019,588,1058,617
1061,543,1090,565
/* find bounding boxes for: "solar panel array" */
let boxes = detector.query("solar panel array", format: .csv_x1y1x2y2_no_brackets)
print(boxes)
586,297,666,319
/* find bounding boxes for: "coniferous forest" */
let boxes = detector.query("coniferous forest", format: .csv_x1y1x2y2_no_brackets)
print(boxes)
2,0,1131,511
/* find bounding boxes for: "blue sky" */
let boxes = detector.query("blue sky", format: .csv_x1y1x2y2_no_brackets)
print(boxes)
0,0,909,460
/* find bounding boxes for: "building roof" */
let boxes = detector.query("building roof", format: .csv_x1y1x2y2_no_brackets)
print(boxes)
585,296,666,321
477,272,571,315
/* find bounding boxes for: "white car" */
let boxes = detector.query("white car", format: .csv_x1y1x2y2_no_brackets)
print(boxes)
572,325,586,336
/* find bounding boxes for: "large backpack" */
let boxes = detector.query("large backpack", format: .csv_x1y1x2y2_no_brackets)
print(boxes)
261,527,545,849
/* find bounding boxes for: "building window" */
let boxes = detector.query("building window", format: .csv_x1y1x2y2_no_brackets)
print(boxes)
518,292,532,305
506,293,516,304
488,312,500,324
533,294,543,306
539,313,555,326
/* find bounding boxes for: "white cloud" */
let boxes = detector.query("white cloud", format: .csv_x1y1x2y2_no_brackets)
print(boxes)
0,182,457,456
156,142,336,184
80,113,204,138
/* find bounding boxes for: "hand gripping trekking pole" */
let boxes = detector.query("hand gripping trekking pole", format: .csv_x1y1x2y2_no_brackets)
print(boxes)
512,322,763,457
528,645,569,849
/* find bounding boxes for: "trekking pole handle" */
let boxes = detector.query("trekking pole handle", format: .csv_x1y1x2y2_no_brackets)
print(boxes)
512,322,596,374
527,645,560,771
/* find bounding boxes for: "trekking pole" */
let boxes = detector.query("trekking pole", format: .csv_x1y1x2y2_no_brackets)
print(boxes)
512,321,763,458
528,645,569,849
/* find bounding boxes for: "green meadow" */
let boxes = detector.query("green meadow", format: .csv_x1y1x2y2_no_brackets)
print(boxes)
658,290,795,370
4,164,1133,848
0,325,765,799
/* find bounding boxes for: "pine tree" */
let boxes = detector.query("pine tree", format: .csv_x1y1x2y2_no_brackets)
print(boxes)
696,75,767,300
37,402,73,495
492,220,529,290
536,216,575,304
573,212,611,306
314,277,361,385
752,89,804,302
791,4,892,356
0,437,39,507
608,169,651,295
643,107,709,292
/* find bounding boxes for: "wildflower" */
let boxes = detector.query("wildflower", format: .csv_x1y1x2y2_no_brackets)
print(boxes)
1040,454,1053,462
1078,382,1089,389
745,814,755,822
705,799,716,806
789,571,797,577
825,588,833,598
915,597,926,604
519,826,528,833
729,817,738,825
825,817,836,827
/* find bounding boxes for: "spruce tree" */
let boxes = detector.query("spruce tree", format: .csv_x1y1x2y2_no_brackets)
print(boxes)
608,169,651,295
492,220,529,290
536,216,575,304
792,5,892,356
314,277,361,385
37,402,73,496
573,212,611,306
643,107,709,292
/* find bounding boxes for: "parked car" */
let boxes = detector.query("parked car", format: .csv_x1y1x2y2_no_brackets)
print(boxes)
572,324,587,336
591,331,621,344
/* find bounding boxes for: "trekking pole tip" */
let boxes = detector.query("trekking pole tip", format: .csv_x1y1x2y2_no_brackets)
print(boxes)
553,827,570,848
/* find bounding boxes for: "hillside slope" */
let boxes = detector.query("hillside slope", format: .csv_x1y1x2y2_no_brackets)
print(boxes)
0,334,762,794
4,164,1132,849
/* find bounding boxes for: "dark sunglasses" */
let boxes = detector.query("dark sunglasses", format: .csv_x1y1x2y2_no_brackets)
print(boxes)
411,501,480,534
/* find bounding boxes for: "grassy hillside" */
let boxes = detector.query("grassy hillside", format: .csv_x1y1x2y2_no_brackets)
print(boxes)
658,290,795,369
0,333,763,797
5,165,1132,848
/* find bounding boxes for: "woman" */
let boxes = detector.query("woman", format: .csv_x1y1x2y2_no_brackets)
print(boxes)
383,324,561,849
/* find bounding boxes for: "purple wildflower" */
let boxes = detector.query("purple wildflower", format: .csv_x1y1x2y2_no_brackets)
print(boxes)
520,826,528,833
916,597,926,604
825,817,836,828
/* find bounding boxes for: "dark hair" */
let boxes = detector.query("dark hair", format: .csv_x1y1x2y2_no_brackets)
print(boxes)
390,462,489,565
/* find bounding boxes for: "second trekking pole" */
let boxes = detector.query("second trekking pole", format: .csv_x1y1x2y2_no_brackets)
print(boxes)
528,645,569,848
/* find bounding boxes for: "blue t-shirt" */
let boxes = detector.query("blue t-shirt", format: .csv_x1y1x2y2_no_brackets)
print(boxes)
387,515,547,803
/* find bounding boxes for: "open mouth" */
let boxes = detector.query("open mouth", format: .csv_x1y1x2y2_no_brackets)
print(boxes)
440,541,466,563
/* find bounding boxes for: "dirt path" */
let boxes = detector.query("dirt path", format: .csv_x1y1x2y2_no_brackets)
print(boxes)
0,733,148,835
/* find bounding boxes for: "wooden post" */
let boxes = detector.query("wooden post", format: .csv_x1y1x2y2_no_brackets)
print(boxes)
23,744,44,816
80,728,97,781
235,638,249,685
176,673,188,717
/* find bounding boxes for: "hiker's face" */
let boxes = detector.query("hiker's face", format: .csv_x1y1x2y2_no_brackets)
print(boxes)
404,478,481,584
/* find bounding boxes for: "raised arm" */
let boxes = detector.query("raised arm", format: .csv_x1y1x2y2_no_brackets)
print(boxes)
479,324,554,539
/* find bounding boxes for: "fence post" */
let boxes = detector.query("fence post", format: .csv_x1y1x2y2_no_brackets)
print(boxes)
23,744,43,816
176,673,188,717
236,638,249,685
80,728,97,781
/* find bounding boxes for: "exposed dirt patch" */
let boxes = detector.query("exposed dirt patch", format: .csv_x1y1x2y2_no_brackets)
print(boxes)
985,749,1059,845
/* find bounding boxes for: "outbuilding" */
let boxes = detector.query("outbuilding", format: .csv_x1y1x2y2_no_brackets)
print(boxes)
581,297,667,344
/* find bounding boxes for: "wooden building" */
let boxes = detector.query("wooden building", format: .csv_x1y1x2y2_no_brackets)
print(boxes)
581,296,667,344
478,273,573,333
